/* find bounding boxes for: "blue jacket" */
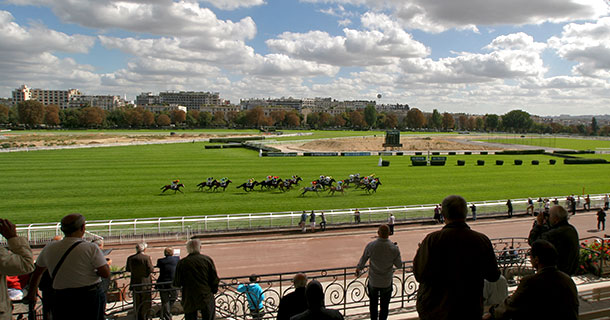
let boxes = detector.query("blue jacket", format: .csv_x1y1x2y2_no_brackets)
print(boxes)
237,283,264,310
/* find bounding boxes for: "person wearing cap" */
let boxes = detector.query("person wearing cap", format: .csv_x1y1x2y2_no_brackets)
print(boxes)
126,242,153,320
26,213,110,320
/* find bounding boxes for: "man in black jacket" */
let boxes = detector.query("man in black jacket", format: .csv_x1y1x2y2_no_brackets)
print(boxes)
277,273,307,320
290,280,343,320
528,205,579,275
156,247,179,320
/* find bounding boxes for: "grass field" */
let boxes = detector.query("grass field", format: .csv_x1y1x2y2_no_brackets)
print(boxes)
2,136,610,224
482,136,610,150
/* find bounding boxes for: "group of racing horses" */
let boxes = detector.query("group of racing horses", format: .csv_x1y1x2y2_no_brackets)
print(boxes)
161,174,381,195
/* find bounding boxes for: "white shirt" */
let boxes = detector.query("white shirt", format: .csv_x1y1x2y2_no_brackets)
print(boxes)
36,237,107,289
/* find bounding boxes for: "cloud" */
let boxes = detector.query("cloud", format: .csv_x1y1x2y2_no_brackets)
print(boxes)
202,0,266,10
266,12,429,66
303,0,609,32
548,17,610,78
4,0,257,39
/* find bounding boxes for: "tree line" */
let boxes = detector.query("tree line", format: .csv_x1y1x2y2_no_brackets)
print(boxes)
0,100,608,135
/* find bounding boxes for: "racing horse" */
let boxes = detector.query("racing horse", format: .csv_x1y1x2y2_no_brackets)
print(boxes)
160,183,185,194
236,180,258,192
279,179,295,192
364,178,382,193
328,184,346,196
213,179,232,192
315,177,336,190
300,184,321,197
257,178,282,190
197,179,217,191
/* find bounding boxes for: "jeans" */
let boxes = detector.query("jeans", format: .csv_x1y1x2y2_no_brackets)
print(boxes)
368,284,392,320
52,283,106,320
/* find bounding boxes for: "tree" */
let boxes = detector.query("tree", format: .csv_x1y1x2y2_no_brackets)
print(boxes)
317,112,331,128
142,110,155,127
270,110,286,126
502,110,533,132
186,110,200,127
284,112,300,127
332,114,346,127
467,116,477,131
170,109,186,124
80,106,105,127
245,107,269,127
199,111,212,127
592,117,599,135
226,111,239,127
60,108,82,128
430,109,442,130
457,115,468,130
484,114,499,132
442,112,455,130
364,105,377,128
106,108,128,127
406,108,426,129
125,108,143,127
0,104,10,124
212,111,226,126
349,110,367,128
306,112,320,129
44,105,60,126
384,113,398,129
17,100,45,126
156,114,171,126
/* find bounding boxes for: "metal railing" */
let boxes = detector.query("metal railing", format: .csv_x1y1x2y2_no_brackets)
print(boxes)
11,194,608,246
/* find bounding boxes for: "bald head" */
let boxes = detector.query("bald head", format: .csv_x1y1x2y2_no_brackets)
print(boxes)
441,195,468,222
60,214,86,236
378,224,390,239
549,205,568,225
293,273,307,288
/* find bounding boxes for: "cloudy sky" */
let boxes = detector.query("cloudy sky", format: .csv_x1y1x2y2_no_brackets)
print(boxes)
1,0,609,116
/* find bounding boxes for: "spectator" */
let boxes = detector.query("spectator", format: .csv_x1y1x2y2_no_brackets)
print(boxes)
526,198,534,215
433,204,441,224
1,218,35,320
290,280,344,320
26,214,110,320
483,275,508,307
528,205,579,275
277,273,308,320
157,247,179,320
126,242,153,320
388,214,395,235
598,208,607,231
585,194,591,210
553,198,559,206
300,211,307,233
319,212,327,231
173,239,219,320
484,240,578,320
354,209,361,224
237,274,265,320
537,197,543,215
356,225,401,320
413,195,500,320
470,203,477,221
6,276,23,301
605,194,609,210
35,235,62,320
506,199,513,218
309,211,316,232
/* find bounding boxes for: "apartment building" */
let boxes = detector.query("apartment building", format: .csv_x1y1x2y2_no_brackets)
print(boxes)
68,95,127,110
12,84,81,109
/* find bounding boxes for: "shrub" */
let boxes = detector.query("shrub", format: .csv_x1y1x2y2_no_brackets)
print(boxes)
549,159,556,165
477,160,485,166
480,151,488,155
496,149,545,155
496,160,504,165
564,158,608,164
532,160,539,165
514,160,523,165
465,151,472,155
578,240,610,276
457,160,465,166
448,152,456,155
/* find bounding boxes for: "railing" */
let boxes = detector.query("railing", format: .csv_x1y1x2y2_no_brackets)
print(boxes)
11,194,608,246
14,237,533,319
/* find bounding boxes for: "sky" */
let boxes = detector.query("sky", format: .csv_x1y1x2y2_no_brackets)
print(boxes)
0,0,610,116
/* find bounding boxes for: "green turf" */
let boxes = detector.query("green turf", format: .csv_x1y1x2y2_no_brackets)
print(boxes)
2,140,610,224
481,136,610,150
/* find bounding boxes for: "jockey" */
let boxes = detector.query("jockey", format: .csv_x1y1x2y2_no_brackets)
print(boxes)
266,175,272,182
363,176,370,185
273,176,278,182
336,180,343,190
171,179,179,188
349,174,354,181
325,176,332,183
311,180,318,187
247,178,254,186
206,177,214,186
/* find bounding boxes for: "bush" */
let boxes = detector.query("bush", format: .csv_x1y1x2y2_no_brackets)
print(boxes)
465,151,472,155
514,160,523,165
477,160,485,166
415,152,422,155
496,160,504,165
549,159,556,165
564,158,608,164
532,160,539,165
432,152,440,155
448,152,456,155
480,151,488,155
457,160,465,166
496,149,545,155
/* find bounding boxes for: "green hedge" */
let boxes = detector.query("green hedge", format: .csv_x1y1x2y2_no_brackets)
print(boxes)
480,151,488,155
496,160,504,165
477,160,485,166
564,158,608,164
549,159,556,165
532,160,539,165
496,149,545,155
457,160,465,166
514,160,523,165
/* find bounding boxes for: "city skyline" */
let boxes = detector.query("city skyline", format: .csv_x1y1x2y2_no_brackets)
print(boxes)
0,0,609,116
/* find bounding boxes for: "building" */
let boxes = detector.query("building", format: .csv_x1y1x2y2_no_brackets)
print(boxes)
136,91,224,111
240,97,304,111
68,95,127,110
12,84,81,109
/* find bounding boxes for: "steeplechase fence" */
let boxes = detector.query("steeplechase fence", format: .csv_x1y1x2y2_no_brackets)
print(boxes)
11,194,609,246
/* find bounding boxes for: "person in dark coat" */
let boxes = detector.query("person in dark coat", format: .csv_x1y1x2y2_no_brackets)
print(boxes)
484,240,578,320
290,280,343,320
156,247,180,320
126,242,153,320
597,208,607,231
277,273,308,320
528,205,579,275
506,199,513,218
173,239,219,320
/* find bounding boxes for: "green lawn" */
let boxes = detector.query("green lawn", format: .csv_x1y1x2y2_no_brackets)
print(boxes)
2,140,610,224
482,136,610,150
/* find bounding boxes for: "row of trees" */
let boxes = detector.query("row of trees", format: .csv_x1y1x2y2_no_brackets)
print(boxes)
1,101,609,135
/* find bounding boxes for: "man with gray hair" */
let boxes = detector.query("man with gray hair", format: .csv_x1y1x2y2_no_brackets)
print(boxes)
126,242,153,320
528,205,579,275
413,195,500,320
26,213,110,320
277,273,308,320
174,239,219,320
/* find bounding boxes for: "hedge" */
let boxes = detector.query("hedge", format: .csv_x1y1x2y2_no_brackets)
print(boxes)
432,152,440,155
554,150,595,155
465,151,472,155
477,160,485,166
457,160,465,166
564,158,608,164
448,152,456,155
496,149,545,155
480,151,488,155
549,159,556,165
514,160,523,165
532,160,539,165
496,160,504,165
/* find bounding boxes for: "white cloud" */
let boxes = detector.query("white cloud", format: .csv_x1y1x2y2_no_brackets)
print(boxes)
266,12,429,66
548,17,610,78
202,0,266,10
4,0,257,39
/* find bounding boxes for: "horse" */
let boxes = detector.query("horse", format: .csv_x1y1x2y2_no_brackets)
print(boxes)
328,185,346,196
213,180,232,192
258,179,282,190
300,185,321,197
279,179,295,192
236,181,257,192
197,179,217,191
343,175,362,187
315,178,336,190
364,178,382,193
160,183,185,194
288,176,302,186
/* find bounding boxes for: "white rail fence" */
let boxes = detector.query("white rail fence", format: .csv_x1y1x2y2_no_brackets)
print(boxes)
12,194,608,246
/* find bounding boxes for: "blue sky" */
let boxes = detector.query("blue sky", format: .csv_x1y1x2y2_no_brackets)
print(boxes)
0,0,609,116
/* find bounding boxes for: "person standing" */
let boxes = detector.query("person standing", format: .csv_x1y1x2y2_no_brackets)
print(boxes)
27,214,110,320
300,211,307,233
156,247,179,320
506,199,513,218
126,242,153,320
433,204,441,224
277,273,308,320
354,209,361,224
528,205,579,275
290,280,344,320
0,218,34,320
309,211,316,232
597,208,607,231
605,194,609,210
319,211,327,231
526,198,534,215
356,225,401,320
173,239,219,320
484,240,578,320
413,195,500,320
237,275,265,320
388,214,395,235
585,194,591,210
470,203,477,221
